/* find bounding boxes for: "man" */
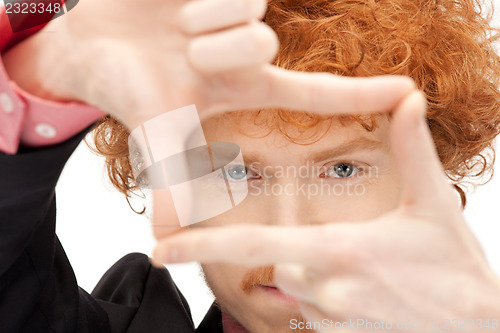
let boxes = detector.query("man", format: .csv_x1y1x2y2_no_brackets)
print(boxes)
0,0,414,331
92,0,500,332
0,1,499,333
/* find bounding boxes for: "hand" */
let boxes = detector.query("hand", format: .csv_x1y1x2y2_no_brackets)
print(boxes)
153,91,500,332
3,0,415,130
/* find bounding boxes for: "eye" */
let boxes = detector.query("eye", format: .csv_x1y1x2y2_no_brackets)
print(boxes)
225,165,260,182
325,163,359,178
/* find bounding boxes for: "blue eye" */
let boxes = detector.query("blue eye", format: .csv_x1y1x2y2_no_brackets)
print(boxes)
225,165,260,182
326,163,359,178
226,165,247,181
225,165,251,182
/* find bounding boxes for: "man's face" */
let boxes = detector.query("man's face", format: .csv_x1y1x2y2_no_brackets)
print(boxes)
154,114,402,332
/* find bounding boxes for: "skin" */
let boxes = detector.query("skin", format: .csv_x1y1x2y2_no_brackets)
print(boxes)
3,0,498,331
182,114,401,333
3,0,414,131
154,93,500,332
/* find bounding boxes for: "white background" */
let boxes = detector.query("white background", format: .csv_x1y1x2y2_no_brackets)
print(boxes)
56,9,500,328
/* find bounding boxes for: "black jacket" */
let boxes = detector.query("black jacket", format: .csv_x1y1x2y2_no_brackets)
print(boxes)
0,128,223,333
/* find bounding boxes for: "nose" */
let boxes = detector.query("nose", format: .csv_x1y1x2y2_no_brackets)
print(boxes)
266,177,311,227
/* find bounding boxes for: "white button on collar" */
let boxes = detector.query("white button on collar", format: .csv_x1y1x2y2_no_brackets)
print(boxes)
35,123,57,138
0,93,14,114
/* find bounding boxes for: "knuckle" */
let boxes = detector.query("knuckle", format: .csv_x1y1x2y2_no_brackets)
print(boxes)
352,84,370,113
321,225,372,271
273,264,291,286
238,0,256,15
233,0,266,20
241,242,265,263
236,228,265,262
178,4,197,34
328,242,369,272
192,235,211,253
317,280,356,312
310,73,335,111
244,0,267,19
187,39,205,68
177,4,191,23
247,23,279,60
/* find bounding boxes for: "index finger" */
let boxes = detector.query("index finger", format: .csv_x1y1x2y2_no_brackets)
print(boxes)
215,65,417,119
153,224,353,267
153,224,317,266
262,65,416,115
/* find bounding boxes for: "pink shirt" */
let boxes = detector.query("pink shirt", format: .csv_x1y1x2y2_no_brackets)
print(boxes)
0,5,105,154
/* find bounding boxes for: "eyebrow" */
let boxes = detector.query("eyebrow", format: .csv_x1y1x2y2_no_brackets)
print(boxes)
241,137,387,166
306,137,387,163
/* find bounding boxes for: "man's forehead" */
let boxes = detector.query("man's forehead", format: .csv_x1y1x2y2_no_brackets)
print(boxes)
201,115,391,165
201,112,388,139
240,136,388,167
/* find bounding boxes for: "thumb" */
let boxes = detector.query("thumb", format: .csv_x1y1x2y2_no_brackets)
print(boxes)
390,91,456,212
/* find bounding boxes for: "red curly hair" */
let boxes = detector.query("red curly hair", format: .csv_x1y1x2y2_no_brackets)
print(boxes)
89,0,500,209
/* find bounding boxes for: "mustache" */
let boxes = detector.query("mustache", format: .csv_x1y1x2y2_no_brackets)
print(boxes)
239,266,315,333
240,265,274,294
